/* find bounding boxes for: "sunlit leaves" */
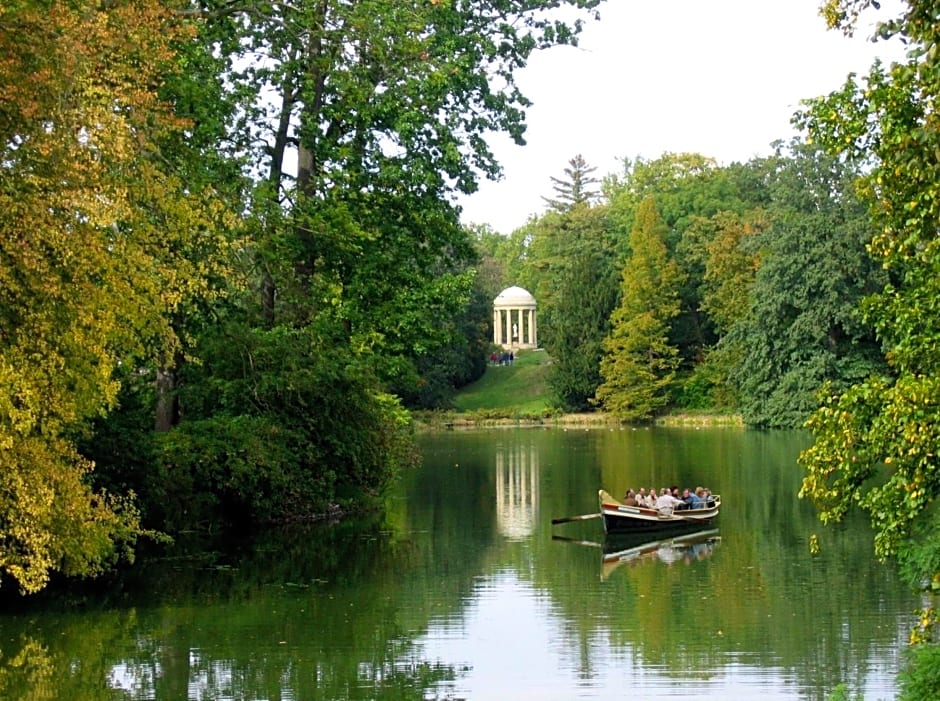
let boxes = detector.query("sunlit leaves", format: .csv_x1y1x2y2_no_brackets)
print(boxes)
0,0,231,592
700,210,766,334
797,4,940,630
595,197,682,421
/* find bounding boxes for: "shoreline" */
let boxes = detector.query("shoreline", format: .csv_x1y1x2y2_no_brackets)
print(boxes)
413,411,744,431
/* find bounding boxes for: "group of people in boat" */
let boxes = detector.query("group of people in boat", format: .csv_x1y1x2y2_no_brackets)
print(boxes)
622,485,715,510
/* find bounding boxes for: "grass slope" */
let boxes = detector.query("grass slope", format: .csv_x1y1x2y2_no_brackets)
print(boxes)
454,349,553,414
445,348,742,427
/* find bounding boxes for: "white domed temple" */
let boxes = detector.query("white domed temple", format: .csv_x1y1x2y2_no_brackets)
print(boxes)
493,286,537,350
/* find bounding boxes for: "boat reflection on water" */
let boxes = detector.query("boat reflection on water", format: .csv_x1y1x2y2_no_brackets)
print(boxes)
601,528,720,580
553,528,721,581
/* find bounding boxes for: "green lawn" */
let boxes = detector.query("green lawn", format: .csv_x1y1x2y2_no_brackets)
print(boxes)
454,349,553,414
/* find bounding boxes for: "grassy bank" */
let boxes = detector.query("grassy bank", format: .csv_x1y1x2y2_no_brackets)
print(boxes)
454,349,553,414
414,349,743,430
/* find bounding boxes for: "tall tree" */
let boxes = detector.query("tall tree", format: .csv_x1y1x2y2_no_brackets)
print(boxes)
546,232,619,411
0,0,232,592
542,154,600,212
728,141,884,428
595,197,682,421
798,1,940,690
211,0,604,322
525,162,618,410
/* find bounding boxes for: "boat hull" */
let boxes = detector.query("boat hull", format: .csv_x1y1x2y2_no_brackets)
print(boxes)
598,489,720,534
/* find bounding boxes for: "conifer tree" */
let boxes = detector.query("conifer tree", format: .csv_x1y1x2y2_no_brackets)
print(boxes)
542,154,599,212
595,197,682,421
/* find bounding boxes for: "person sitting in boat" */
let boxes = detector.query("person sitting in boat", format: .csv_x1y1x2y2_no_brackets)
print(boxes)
636,487,648,506
645,489,657,508
701,487,716,508
623,488,638,507
682,488,704,509
655,489,684,515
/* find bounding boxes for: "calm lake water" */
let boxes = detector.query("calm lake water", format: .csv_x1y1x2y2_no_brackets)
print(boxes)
0,427,918,700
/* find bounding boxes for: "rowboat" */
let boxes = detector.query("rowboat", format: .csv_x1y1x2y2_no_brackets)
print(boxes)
598,489,721,534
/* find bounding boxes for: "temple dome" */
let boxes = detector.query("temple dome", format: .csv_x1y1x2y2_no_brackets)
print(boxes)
494,286,536,307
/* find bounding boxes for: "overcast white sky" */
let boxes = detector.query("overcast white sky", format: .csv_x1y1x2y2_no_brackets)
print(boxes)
456,0,906,233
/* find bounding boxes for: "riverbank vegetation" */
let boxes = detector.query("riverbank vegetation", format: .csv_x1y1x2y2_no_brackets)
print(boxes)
1,4,939,690
0,0,603,593
415,349,743,429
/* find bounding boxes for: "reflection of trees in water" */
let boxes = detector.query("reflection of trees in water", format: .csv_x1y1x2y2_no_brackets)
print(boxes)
533,428,917,699
0,430,918,701
0,518,465,701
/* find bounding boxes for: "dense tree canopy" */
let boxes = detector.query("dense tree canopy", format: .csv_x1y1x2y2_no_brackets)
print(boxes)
0,0,608,592
729,141,884,428
594,197,682,421
0,0,240,593
604,154,770,366
797,0,940,686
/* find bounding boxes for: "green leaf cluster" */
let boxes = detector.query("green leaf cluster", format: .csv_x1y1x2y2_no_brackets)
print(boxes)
796,0,940,667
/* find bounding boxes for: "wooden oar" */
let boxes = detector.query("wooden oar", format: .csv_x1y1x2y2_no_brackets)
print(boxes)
551,512,601,525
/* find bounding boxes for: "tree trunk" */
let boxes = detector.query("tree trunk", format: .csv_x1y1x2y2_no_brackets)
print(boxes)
154,365,179,433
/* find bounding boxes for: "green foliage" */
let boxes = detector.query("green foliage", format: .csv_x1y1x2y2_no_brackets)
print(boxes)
152,416,320,529
156,323,416,529
0,0,235,592
546,249,619,411
605,153,744,248
898,512,940,593
699,210,766,334
797,1,940,668
542,154,600,212
673,358,736,411
605,153,771,364
898,643,940,701
596,198,682,421
729,141,884,428
801,374,940,560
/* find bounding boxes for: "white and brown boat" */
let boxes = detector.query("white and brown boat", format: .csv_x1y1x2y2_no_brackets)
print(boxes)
598,489,721,534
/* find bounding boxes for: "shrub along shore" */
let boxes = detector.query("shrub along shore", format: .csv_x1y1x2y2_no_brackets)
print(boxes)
413,410,743,431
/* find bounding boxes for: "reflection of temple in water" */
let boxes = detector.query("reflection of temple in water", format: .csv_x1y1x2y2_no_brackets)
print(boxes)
495,442,539,540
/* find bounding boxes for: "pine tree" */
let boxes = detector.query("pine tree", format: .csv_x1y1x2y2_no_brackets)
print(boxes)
542,154,599,212
595,197,682,421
